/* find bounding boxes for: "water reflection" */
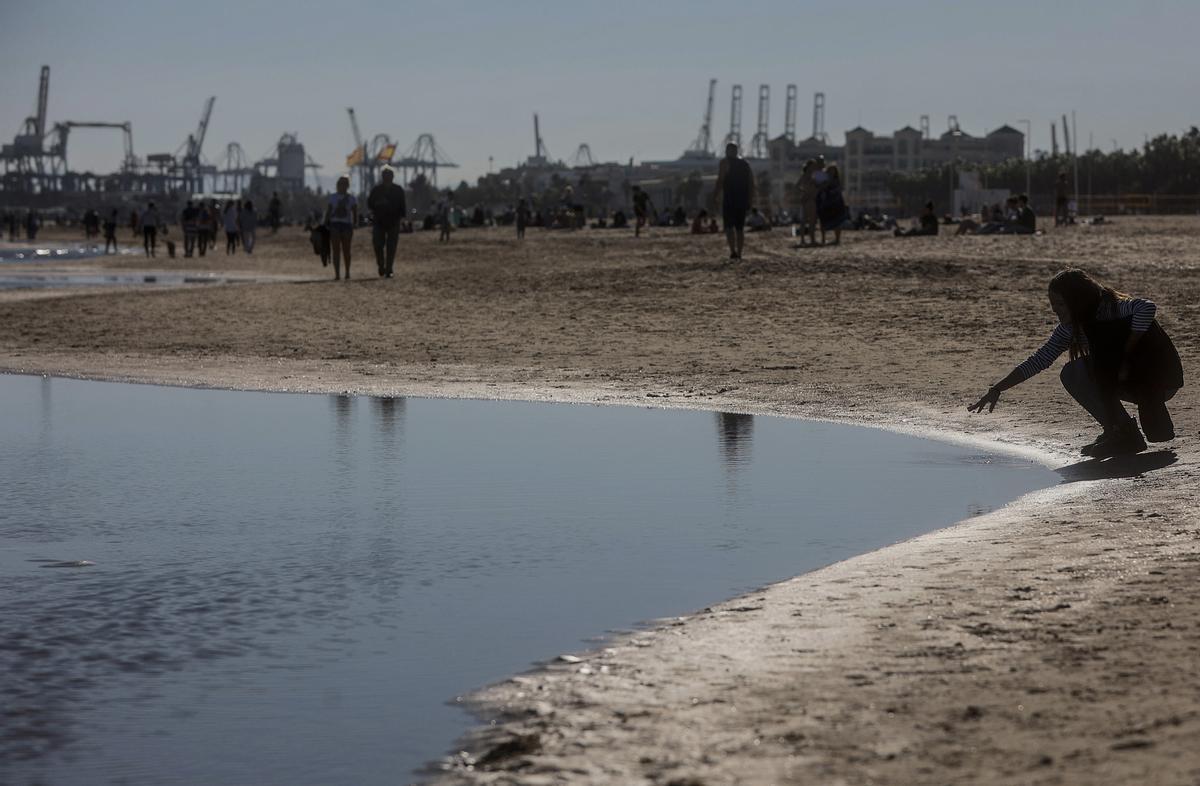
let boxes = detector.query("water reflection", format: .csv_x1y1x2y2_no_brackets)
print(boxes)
715,412,754,470
0,377,1058,786
371,396,406,457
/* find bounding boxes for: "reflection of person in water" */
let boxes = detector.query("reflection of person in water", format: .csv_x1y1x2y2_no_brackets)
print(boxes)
716,412,754,468
969,269,1183,459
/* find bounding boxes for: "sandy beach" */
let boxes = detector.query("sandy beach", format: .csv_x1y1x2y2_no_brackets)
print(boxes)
2,218,1198,784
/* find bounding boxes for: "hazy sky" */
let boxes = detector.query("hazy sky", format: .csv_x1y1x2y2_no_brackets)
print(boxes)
2,0,1196,185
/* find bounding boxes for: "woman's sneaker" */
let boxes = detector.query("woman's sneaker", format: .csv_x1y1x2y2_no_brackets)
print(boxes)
1090,419,1147,459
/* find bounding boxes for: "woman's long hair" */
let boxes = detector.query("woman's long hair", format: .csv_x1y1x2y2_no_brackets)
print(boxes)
1049,269,1126,360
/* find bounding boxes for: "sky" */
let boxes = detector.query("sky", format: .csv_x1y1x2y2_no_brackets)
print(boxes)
2,0,1197,186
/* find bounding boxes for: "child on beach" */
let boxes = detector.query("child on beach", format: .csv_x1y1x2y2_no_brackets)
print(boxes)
969,269,1183,458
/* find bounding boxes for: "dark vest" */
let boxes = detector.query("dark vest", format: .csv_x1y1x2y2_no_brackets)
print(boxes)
1083,314,1184,397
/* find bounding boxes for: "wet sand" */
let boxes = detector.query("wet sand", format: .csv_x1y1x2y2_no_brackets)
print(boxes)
2,218,1198,784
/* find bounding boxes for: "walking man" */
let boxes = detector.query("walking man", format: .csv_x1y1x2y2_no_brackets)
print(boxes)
367,166,406,277
713,142,754,261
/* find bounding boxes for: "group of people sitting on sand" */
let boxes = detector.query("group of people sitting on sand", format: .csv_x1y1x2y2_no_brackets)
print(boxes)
955,195,1038,236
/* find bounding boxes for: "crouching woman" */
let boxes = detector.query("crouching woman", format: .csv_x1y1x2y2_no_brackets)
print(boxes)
969,269,1183,457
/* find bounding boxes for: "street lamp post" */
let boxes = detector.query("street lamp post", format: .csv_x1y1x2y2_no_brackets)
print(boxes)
1018,119,1031,198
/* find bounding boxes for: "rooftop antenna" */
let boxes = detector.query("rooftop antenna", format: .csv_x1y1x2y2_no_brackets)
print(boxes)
1061,113,1071,155
723,84,743,148
919,114,930,140
686,78,717,156
784,84,797,143
948,115,960,133
750,84,770,158
812,92,827,143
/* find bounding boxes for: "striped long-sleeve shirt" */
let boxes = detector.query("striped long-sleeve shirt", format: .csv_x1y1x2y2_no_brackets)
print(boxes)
1015,296,1157,380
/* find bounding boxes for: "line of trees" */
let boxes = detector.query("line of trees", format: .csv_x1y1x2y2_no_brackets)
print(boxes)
887,127,1200,208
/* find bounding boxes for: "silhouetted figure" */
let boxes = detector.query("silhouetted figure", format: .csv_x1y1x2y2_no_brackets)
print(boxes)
103,209,118,253
894,201,939,237
25,209,39,241
240,200,258,253
632,186,654,237
206,201,221,251
970,269,1183,458
83,208,100,239
140,202,160,257
516,198,530,239
367,166,406,277
1054,172,1071,226
437,195,453,242
816,164,846,246
324,175,358,279
796,159,819,246
1013,194,1036,234
268,192,282,234
223,201,240,255
181,201,199,257
713,142,754,260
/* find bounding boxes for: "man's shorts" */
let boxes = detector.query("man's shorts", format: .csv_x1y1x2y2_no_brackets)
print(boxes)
723,205,748,231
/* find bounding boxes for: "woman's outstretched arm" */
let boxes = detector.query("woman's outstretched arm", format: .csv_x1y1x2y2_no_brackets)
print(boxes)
968,367,1028,413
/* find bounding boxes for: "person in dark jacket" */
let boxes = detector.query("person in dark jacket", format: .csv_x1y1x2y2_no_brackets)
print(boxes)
367,166,406,278
969,269,1183,457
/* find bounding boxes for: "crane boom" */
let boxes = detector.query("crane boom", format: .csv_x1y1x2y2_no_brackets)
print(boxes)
35,66,50,140
188,96,215,161
347,107,365,151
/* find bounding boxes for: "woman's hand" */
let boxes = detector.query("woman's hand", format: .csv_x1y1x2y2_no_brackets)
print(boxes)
968,386,1002,413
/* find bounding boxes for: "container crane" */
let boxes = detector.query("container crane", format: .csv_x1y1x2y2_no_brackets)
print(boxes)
346,107,374,193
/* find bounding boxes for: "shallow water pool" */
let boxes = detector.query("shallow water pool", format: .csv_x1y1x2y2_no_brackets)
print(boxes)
0,375,1056,785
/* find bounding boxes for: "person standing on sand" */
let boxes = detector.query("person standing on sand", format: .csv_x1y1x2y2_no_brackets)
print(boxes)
223,201,240,255
324,175,358,279
129,208,139,240
268,192,282,234
367,165,406,278
103,209,119,253
796,159,819,246
438,194,453,243
816,164,846,246
516,198,530,240
181,200,199,257
140,202,160,257
1054,172,1070,226
631,185,654,237
240,200,258,254
712,142,754,261
969,268,1183,458
207,201,221,251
